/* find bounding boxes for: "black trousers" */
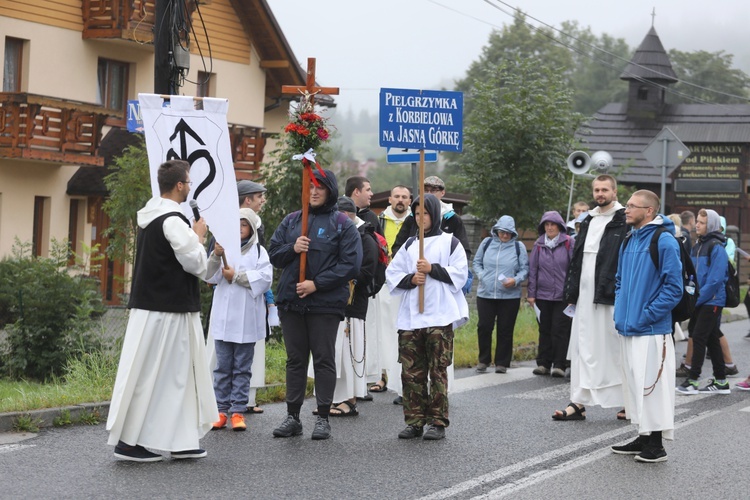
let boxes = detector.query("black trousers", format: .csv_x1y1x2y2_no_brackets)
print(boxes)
535,299,571,370
476,297,520,368
279,309,340,414
687,305,726,380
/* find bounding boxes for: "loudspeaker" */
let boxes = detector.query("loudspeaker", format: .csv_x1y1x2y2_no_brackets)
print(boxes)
567,151,590,175
590,151,613,172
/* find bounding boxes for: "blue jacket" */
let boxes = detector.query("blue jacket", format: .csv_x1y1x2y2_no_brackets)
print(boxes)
614,216,683,336
472,215,529,299
692,231,728,307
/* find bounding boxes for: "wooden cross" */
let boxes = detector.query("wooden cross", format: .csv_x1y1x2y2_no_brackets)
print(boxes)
281,58,339,283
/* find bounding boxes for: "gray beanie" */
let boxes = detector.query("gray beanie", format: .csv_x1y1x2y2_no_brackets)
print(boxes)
337,196,356,213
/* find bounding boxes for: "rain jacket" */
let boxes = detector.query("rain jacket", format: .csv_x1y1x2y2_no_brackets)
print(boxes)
527,211,574,301
472,215,529,300
269,169,362,319
614,215,682,336
692,210,728,308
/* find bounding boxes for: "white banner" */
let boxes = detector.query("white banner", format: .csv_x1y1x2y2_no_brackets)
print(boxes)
139,93,241,266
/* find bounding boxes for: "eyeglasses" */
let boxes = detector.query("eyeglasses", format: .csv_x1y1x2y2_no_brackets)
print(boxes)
625,204,649,210
180,180,193,186
424,187,443,193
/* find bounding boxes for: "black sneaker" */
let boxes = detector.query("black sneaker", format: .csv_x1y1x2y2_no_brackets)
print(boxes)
311,416,331,440
744,332,750,341
113,441,163,462
611,435,648,455
634,446,667,463
398,425,423,439
393,396,403,405
423,425,446,440
725,365,739,377
675,363,690,377
272,414,303,437
698,379,731,394
171,449,207,460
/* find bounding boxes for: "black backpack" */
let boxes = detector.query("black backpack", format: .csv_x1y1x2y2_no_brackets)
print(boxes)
707,240,740,308
622,226,698,323
366,230,389,297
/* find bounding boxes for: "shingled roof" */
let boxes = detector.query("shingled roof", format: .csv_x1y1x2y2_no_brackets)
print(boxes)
619,26,678,83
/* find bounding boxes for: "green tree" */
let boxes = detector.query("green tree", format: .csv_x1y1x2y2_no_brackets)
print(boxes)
102,138,151,264
458,57,585,229
668,49,750,104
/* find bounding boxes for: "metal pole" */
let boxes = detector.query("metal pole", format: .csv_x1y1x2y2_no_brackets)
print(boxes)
660,138,670,208
411,162,418,198
566,173,575,224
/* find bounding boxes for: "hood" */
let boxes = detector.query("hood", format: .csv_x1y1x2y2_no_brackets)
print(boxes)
137,196,182,228
439,200,454,218
537,211,566,235
719,215,727,234
239,207,260,248
492,215,518,239
641,214,675,235
590,201,623,217
704,209,721,234
310,169,339,214
381,205,410,221
411,194,443,237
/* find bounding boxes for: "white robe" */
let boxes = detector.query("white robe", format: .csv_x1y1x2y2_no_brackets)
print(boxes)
620,334,675,439
332,317,368,402
568,204,624,408
106,197,217,451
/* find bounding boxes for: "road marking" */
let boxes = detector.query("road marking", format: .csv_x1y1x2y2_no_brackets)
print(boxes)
418,410,719,500
451,367,536,393
0,444,36,454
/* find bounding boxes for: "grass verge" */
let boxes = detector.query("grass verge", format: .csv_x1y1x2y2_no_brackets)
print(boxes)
1,303,542,413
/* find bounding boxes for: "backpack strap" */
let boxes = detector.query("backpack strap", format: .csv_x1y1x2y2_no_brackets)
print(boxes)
403,236,417,252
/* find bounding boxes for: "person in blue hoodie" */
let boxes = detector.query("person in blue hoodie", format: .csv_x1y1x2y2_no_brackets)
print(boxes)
612,190,682,463
472,215,529,374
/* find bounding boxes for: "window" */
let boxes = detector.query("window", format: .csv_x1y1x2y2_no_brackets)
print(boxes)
97,58,129,123
637,86,649,101
3,37,24,92
196,71,214,98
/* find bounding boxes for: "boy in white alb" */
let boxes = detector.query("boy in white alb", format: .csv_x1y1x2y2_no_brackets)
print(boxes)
386,194,468,441
206,208,272,432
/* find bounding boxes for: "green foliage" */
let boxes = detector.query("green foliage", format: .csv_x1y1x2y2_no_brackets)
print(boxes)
77,408,101,425
458,57,585,229
0,240,108,381
13,414,43,433
102,138,151,265
668,50,750,104
53,409,72,427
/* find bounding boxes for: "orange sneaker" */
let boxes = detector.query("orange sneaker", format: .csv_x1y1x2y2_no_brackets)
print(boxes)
212,413,227,430
231,413,246,432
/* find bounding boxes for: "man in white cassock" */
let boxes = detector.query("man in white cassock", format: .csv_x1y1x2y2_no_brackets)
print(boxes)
107,160,218,462
611,190,681,463
553,174,627,421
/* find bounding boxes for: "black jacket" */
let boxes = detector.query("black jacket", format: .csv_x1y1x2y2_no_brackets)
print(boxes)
563,207,627,305
346,222,378,320
391,208,471,259
357,207,382,235
269,170,362,319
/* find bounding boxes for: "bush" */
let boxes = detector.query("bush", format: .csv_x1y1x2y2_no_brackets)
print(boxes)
0,240,107,381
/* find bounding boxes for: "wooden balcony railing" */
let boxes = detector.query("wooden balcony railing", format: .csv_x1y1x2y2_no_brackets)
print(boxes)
83,0,155,42
0,93,108,166
230,124,266,177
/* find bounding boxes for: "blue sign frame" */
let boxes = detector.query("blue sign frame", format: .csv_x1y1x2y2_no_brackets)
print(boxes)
379,88,463,152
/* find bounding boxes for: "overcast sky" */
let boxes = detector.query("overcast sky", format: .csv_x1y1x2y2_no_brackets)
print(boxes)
266,0,750,115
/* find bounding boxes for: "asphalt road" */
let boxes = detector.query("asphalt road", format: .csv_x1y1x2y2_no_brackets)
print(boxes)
2,319,750,499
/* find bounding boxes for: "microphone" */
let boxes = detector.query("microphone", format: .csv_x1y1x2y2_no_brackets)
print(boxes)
189,199,201,221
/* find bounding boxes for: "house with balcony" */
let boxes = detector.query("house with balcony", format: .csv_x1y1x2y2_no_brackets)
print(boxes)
0,0,328,304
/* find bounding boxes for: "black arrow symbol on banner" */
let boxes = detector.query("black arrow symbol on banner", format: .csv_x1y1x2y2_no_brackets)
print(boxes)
166,118,217,201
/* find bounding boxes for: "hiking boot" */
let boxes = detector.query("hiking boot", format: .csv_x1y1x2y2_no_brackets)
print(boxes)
551,368,565,378
476,363,488,373
675,378,699,395
231,413,246,432
611,435,648,455
171,449,207,459
675,363,690,377
495,366,507,374
698,379,731,394
725,364,739,377
634,445,667,463
114,441,163,462
212,413,228,430
311,416,331,440
398,425,424,439
533,366,550,376
272,414,303,438
423,425,446,440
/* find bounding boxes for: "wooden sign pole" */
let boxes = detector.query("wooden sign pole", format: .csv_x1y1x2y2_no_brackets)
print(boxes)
418,149,425,313
280,58,339,283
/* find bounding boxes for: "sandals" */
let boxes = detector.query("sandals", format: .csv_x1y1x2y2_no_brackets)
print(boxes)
616,408,627,420
329,400,359,417
245,405,264,414
552,402,586,421
368,375,388,393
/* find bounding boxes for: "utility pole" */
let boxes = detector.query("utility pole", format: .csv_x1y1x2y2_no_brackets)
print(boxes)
153,0,172,94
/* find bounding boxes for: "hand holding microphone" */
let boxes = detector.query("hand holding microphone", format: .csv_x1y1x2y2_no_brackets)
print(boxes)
188,200,208,241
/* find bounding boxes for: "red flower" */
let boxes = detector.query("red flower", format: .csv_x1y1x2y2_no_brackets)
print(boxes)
297,126,310,136
301,113,321,122
316,128,329,140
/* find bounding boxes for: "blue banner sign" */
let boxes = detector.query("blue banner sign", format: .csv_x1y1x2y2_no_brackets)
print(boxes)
379,88,463,152
126,100,144,133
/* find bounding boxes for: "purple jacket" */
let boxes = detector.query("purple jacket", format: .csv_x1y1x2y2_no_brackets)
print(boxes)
527,211,574,301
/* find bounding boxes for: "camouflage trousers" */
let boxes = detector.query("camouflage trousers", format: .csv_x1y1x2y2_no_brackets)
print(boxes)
398,324,454,428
